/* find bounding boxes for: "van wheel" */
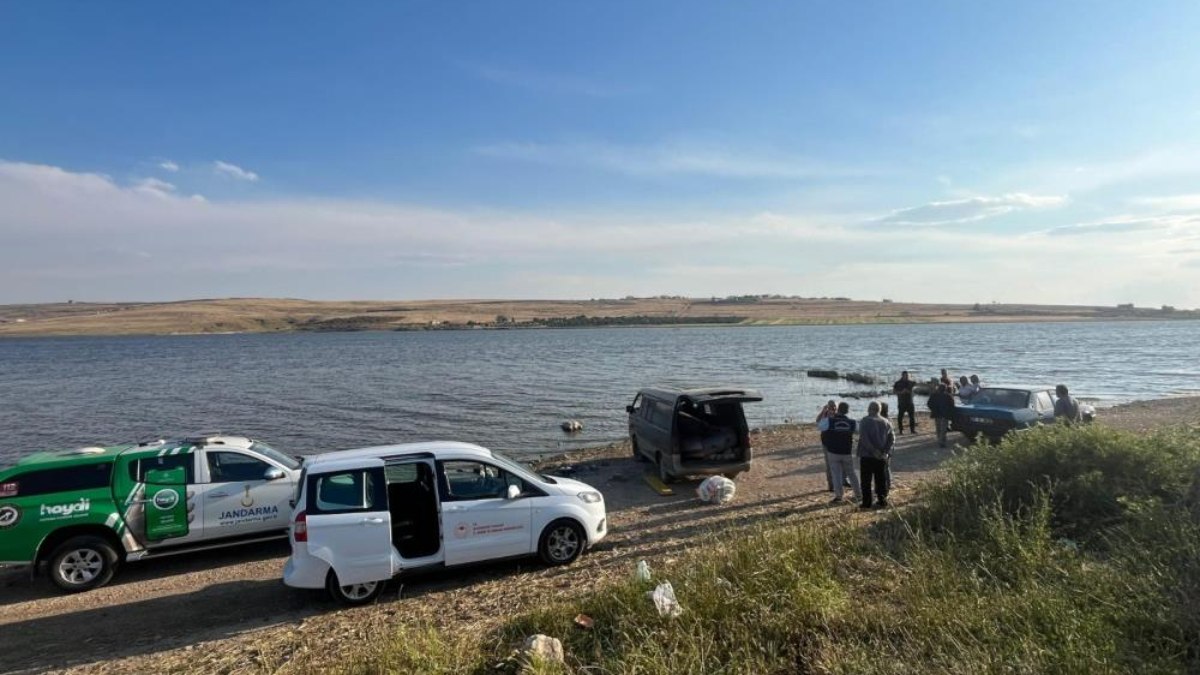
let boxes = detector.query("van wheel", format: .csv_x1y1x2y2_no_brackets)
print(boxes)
48,536,119,593
325,571,384,606
963,431,978,443
631,437,648,462
723,472,740,480
539,519,585,566
656,454,675,484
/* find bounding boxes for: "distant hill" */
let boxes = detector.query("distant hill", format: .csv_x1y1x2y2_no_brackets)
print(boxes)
0,296,1194,337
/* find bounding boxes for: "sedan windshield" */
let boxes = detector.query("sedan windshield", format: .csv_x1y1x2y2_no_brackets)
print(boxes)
971,388,1030,409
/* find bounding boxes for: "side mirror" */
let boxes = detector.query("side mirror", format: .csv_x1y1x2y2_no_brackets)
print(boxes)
626,405,635,414
264,467,286,481
505,484,521,500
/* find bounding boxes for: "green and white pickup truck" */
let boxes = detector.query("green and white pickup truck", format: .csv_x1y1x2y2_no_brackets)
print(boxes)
0,435,302,592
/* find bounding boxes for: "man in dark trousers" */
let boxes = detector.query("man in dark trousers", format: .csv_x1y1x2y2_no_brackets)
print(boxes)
927,383,956,448
892,370,917,434
857,401,895,508
820,402,860,504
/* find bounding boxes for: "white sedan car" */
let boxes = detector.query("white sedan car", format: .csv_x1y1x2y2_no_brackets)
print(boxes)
283,441,607,604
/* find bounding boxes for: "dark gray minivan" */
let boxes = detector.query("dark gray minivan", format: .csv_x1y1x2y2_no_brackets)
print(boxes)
626,387,763,482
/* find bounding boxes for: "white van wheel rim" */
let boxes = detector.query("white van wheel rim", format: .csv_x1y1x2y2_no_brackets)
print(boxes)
341,582,378,600
59,549,103,584
546,526,580,562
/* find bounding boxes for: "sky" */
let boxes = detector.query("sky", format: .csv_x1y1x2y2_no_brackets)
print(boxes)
3,2,1200,307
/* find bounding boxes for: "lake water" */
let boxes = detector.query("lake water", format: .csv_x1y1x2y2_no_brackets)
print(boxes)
2,321,1198,464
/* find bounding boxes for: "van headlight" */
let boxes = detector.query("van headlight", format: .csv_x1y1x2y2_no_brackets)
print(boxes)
577,491,602,504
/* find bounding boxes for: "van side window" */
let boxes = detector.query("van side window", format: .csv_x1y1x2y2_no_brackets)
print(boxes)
207,452,270,483
309,468,385,514
649,400,674,427
629,393,643,414
6,463,112,497
128,454,196,484
440,460,528,501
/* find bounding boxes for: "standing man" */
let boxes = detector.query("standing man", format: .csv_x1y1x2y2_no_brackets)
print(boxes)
957,375,979,403
1054,384,1082,425
892,370,917,434
857,401,895,509
927,384,956,448
820,402,860,504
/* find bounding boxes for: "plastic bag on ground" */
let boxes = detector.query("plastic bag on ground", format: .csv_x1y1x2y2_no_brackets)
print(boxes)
696,475,737,504
634,560,651,582
649,581,683,617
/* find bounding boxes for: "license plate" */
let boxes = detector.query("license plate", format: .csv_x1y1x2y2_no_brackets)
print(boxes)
969,417,993,424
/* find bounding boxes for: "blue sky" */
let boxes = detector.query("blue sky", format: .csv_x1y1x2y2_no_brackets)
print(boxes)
3,2,1200,306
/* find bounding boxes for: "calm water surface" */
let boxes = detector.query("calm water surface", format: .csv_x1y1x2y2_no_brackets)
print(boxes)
2,321,1198,464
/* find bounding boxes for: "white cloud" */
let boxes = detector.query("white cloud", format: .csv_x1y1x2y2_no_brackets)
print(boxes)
1130,194,1200,211
879,193,1068,226
132,177,177,199
474,141,865,181
213,160,259,182
158,160,180,172
1,159,1198,308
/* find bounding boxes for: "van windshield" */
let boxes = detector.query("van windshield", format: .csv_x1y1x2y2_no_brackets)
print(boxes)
490,451,555,484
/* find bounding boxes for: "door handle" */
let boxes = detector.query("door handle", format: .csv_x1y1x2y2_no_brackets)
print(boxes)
206,492,230,499
361,517,385,525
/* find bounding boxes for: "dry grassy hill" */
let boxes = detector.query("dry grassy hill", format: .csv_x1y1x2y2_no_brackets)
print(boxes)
0,296,1193,337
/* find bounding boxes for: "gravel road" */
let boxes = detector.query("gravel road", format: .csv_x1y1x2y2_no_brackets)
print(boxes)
2,397,1197,674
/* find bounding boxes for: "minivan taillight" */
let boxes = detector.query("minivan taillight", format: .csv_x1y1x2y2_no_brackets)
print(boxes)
293,511,307,543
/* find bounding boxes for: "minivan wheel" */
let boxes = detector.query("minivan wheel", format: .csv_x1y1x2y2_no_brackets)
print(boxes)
48,536,119,593
631,437,648,462
656,454,675,484
539,519,585,566
325,571,384,606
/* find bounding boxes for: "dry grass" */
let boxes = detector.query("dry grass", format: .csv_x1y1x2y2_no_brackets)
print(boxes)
0,296,1193,336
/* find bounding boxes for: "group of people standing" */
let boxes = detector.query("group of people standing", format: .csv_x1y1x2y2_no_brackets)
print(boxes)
816,400,895,508
817,369,1087,510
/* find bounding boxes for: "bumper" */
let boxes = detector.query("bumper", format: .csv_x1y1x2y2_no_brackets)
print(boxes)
580,505,608,548
283,553,329,590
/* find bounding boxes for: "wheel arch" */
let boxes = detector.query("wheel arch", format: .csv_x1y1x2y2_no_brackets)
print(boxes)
36,525,124,569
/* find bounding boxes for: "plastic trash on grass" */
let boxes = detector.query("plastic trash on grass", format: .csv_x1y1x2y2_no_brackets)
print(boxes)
696,475,737,505
649,581,683,618
634,560,651,582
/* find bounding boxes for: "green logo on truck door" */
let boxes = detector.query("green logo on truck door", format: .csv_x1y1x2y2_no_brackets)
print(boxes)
144,467,188,541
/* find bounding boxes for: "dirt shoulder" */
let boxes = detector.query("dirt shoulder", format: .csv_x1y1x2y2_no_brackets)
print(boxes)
2,397,1198,674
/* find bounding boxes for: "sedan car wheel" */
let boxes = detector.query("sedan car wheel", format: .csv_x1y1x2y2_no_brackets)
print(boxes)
539,519,585,566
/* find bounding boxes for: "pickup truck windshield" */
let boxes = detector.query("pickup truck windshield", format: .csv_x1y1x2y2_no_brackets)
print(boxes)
251,442,301,470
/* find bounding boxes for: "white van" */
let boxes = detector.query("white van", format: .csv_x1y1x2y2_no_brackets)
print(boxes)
282,441,607,604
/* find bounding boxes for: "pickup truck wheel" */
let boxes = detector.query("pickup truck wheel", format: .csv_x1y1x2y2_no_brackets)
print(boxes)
539,519,585,566
48,536,118,593
963,431,979,443
325,572,384,606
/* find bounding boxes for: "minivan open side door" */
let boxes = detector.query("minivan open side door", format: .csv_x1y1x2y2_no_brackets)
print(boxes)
304,457,393,586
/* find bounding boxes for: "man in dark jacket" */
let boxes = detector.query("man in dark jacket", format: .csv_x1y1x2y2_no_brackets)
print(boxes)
927,383,956,448
857,401,895,509
892,371,917,434
820,402,860,504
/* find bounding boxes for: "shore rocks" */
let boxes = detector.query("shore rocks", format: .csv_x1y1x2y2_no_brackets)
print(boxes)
806,369,884,385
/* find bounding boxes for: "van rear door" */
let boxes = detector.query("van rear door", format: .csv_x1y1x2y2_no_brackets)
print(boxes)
304,457,393,586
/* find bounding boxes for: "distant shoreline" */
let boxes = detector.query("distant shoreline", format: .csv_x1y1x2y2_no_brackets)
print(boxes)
0,296,1196,338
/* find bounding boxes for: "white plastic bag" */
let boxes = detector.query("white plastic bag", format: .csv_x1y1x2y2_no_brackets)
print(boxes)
634,560,652,583
696,475,737,505
649,581,683,617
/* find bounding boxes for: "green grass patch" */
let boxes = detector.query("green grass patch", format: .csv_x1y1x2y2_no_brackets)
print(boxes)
350,426,1200,674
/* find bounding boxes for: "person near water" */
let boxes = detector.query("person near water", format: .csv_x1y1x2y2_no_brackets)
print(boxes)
892,370,917,434
940,368,954,390
957,375,979,403
927,383,956,448
857,401,895,509
820,402,860,504
1054,384,1082,425
816,400,847,491
880,401,894,492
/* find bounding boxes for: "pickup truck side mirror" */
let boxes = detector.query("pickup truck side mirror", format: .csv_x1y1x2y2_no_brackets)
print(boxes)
625,405,634,414
505,484,521,500
264,467,286,481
